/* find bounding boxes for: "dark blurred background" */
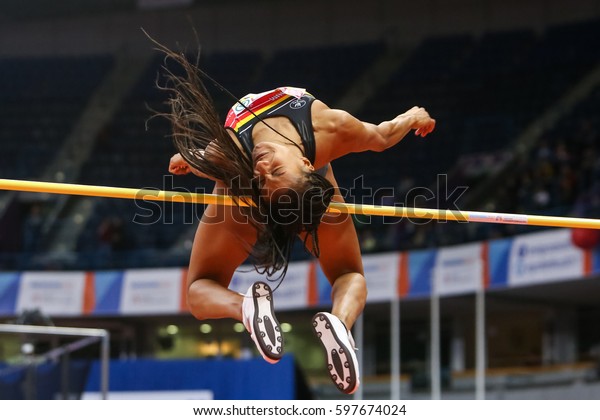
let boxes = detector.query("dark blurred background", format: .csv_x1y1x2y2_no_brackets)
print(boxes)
1,0,600,400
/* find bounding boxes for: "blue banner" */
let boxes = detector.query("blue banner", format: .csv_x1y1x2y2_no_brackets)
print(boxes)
0,272,19,316
488,238,512,288
407,249,436,297
92,271,124,315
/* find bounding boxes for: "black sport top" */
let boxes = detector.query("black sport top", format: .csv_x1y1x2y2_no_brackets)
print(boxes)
224,87,318,165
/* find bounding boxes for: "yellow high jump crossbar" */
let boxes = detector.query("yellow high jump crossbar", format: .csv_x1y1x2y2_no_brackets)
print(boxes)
1,178,600,229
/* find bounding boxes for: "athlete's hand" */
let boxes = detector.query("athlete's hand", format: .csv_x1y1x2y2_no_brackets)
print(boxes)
168,153,191,175
405,106,436,137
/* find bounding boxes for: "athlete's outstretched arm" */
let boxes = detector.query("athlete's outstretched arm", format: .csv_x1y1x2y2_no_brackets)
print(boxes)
312,101,435,163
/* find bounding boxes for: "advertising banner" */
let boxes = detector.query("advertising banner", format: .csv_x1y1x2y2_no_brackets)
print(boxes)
0,272,20,316
120,268,183,315
406,249,436,297
16,271,86,316
362,252,400,302
433,242,484,296
2,229,597,317
229,262,310,310
488,238,512,288
91,271,124,315
508,229,585,286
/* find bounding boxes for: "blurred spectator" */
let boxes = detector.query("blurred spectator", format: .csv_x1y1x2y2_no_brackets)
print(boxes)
97,216,129,252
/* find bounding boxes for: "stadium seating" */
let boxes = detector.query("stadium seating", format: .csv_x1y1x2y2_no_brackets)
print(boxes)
0,56,113,180
0,56,113,269
4,18,600,268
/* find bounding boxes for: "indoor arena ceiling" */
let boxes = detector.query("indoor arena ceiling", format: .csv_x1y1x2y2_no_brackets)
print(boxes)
0,0,205,21
0,0,135,21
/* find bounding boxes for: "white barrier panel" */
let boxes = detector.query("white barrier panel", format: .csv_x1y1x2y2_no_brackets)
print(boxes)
120,268,183,314
508,229,584,286
16,271,86,316
434,242,484,296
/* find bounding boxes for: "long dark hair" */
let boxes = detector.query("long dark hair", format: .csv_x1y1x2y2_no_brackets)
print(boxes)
149,36,335,279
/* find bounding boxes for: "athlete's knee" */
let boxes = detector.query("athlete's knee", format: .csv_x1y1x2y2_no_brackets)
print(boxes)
351,273,368,300
186,278,220,320
332,271,367,296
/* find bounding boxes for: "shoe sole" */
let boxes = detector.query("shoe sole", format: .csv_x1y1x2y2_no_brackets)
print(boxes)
250,282,283,363
312,312,358,394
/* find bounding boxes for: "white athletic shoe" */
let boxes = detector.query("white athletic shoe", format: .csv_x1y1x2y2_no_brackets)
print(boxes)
242,281,283,364
312,312,360,394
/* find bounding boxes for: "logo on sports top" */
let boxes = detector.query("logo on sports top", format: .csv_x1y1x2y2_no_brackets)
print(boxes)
233,97,253,114
289,99,306,109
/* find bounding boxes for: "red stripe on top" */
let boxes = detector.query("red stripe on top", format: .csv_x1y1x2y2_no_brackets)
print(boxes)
225,87,306,131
